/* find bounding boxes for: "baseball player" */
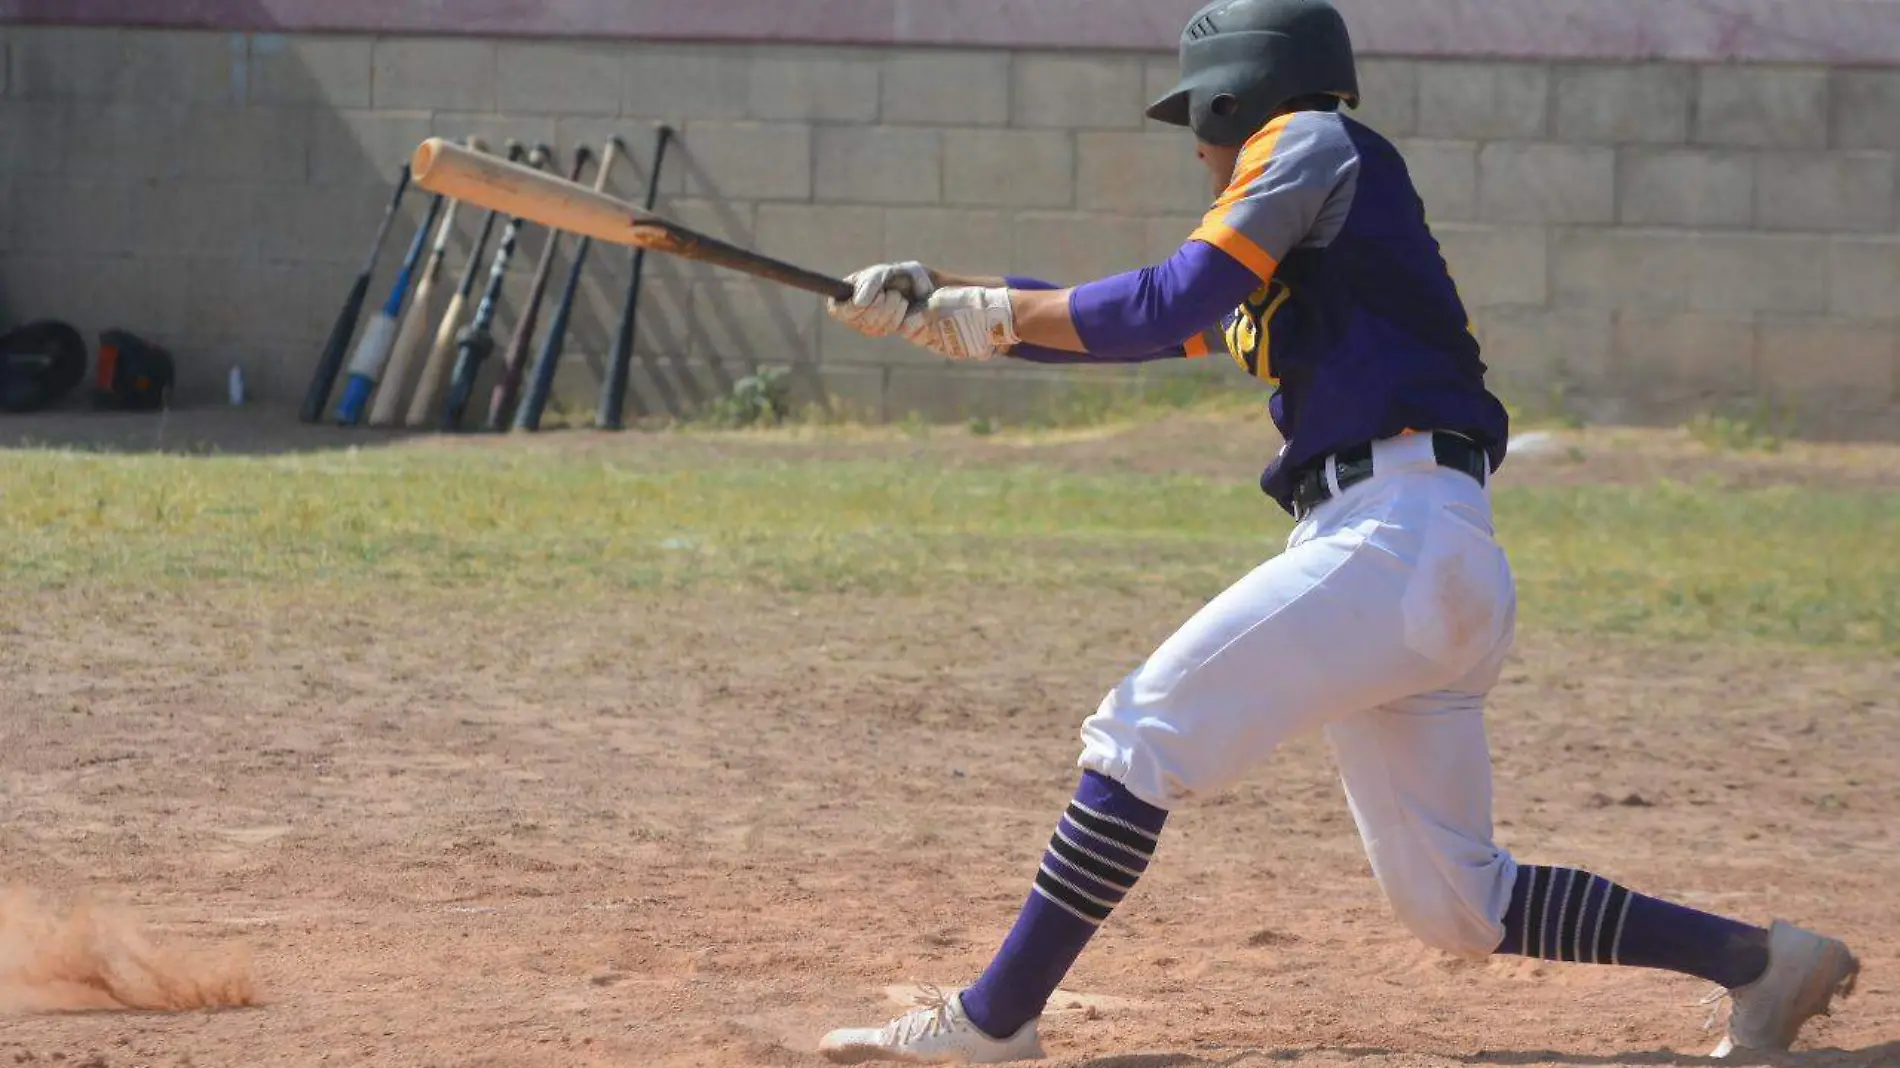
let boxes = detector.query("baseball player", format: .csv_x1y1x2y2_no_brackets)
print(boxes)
817,0,1860,1062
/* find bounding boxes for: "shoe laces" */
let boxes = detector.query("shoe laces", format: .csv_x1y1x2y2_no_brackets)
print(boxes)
1700,986,1734,1034
887,983,957,1044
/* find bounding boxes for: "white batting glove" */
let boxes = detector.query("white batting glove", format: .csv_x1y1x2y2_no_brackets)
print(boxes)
827,261,935,338
899,286,1018,363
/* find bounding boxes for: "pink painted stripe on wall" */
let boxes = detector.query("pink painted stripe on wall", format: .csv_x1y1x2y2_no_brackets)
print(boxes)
4,0,1899,63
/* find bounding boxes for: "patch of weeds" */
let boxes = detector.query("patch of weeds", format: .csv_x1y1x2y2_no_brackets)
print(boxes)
704,367,793,429
1687,403,1786,453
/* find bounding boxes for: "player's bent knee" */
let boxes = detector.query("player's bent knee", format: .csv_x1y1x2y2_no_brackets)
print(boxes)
1382,876,1509,959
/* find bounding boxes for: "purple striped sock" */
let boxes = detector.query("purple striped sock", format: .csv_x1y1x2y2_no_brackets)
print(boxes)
1497,865,1770,989
958,771,1168,1040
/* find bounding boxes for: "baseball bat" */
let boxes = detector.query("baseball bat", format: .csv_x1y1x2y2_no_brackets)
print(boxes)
333,191,445,425
440,143,554,432
596,125,673,431
368,137,487,428
301,166,411,423
405,141,525,428
485,145,595,432
411,137,850,301
513,137,626,433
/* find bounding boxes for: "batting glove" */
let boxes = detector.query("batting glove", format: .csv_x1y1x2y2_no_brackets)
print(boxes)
827,261,935,338
900,286,1019,363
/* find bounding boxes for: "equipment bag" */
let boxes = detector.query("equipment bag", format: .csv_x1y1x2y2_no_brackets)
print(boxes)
94,329,174,411
0,320,88,413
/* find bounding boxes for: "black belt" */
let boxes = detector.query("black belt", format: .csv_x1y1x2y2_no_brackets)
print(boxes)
1291,432,1490,519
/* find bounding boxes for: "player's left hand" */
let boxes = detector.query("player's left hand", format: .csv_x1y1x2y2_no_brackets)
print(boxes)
899,286,1018,362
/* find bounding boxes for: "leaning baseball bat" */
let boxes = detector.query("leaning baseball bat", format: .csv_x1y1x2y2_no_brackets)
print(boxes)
596,125,673,431
333,191,445,425
411,137,850,301
485,145,596,431
368,137,486,427
440,144,554,431
405,141,525,428
513,137,626,433
301,165,411,423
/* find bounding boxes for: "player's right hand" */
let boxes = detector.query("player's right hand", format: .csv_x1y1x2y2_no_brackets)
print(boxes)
827,261,936,338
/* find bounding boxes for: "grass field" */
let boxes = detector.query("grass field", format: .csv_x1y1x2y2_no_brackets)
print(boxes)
0,410,1895,1067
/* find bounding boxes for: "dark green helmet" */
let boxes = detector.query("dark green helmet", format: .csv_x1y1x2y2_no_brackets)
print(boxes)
1147,0,1359,147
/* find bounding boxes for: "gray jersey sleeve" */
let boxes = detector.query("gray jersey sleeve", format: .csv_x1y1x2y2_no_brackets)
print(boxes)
1187,110,1361,282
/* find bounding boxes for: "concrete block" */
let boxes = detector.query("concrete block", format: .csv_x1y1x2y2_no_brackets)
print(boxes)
624,45,753,121
1612,312,1759,402
1616,148,1754,228
246,34,371,108
1012,54,1144,130
1433,224,1550,308
1756,318,1897,408
1144,57,1180,113
74,253,193,340
1549,229,1699,312
1829,237,1900,320
259,183,413,265
0,102,73,175
689,279,821,365
748,51,880,123
1076,131,1211,214
814,126,941,205
1397,139,1479,222
681,121,813,201
9,27,126,100
943,129,1074,209
1477,142,1615,224
1754,151,1896,233
1145,215,1206,265
371,38,496,112
880,51,1011,126
1553,64,1693,144
127,30,243,105
7,179,129,255
0,256,92,333
124,183,258,259
1830,70,1900,150
310,110,435,186
881,208,1014,276
1695,67,1828,149
1416,61,1549,140
553,119,688,200
756,204,885,279
1691,234,1831,315
817,313,907,372
1009,212,1145,284
1,27,9,98
61,102,188,181
1352,58,1420,138
1474,307,1614,396
182,107,311,184
496,42,622,117
183,259,332,343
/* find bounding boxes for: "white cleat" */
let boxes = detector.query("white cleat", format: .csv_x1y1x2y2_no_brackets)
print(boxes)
1708,920,1859,1058
819,988,1045,1064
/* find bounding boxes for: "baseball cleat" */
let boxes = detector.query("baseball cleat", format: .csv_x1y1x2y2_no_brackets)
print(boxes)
819,988,1045,1064
1707,920,1859,1058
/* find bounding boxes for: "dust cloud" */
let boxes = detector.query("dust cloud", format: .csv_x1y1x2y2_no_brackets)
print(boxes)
0,889,256,1013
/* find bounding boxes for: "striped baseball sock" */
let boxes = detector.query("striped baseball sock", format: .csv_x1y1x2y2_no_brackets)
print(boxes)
1498,865,1770,989
958,771,1167,1040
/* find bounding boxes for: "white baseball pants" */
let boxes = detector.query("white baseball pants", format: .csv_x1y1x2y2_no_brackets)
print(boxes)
1079,432,1520,957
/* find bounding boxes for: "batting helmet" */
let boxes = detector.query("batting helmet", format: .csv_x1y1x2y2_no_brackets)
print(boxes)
1147,0,1359,147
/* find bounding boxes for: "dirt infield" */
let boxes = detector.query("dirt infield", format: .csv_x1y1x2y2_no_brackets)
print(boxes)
0,586,1893,1066
0,418,1895,1066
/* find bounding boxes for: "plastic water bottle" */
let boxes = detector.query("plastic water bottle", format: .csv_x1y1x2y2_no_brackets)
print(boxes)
228,365,246,406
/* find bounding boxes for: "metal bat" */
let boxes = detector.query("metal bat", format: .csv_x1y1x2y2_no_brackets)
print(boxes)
411,137,851,301
301,165,410,423
368,137,486,428
513,136,626,433
485,145,595,432
405,140,525,428
596,124,673,431
440,143,554,432
333,191,444,425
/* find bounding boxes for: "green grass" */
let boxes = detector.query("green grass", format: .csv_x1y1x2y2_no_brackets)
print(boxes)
1,445,1894,653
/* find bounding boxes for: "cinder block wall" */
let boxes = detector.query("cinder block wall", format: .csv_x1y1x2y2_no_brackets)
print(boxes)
1,24,1897,434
